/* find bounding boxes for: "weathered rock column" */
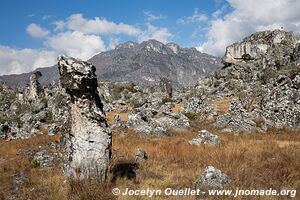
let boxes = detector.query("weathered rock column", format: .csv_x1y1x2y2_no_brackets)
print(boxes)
58,55,112,181
28,71,42,100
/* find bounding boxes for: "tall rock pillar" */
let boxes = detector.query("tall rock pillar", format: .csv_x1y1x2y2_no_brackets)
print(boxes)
28,71,42,100
58,55,112,181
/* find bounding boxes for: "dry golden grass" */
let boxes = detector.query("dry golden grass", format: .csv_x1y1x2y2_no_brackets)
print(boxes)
0,126,299,199
107,111,129,125
112,128,300,200
210,97,237,114
172,103,184,113
0,132,61,199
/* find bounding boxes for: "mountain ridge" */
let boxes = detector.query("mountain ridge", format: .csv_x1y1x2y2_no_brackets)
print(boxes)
0,39,222,87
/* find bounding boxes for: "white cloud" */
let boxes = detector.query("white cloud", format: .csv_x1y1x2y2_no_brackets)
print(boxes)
26,23,49,38
138,23,173,43
42,15,52,20
66,14,140,35
53,20,65,32
2,12,175,75
143,11,166,21
46,31,105,60
198,0,300,56
177,8,208,24
212,4,228,19
0,45,57,75
108,37,120,50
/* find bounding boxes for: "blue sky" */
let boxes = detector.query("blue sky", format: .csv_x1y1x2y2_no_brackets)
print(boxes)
0,0,226,48
0,0,300,75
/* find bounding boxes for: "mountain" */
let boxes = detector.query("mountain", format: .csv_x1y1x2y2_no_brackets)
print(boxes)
0,40,222,87
0,65,59,87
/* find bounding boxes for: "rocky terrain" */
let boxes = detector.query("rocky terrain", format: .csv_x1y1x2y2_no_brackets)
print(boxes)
0,40,221,88
0,29,299,199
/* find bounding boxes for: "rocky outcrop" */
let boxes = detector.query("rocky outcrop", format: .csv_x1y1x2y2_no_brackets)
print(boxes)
159,77,173,98
210,30,300,132
223,29,300,66
126,108,190,135
58,55,112,181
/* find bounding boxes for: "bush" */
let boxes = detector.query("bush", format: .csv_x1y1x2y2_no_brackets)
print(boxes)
259,68,277,84
30,159,40,168
111,82,138,100
252,117,265,128
225,81,244,93
0,116,5,124
128,99,144,108
16,103,32,115
111,86,122,100
40,98,48,107
184,112,198,120
162,96,172,104
46,110,53,122
53,92,67,105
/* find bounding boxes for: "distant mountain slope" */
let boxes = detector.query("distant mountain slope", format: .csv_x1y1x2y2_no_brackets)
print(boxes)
0,40,222,87
0,65,59,87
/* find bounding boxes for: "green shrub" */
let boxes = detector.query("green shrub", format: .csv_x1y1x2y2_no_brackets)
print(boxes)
40,98,48,106
0,116,5,124
111,86,123,100
252,117,265,128
17,103,32,115
54,92,67,104
46,110,53,122
259,68,277,84
30,159,40,168
111,82,138,100
162,96,172,104
184,112,198,120
225,81,244,93
129,99,144,108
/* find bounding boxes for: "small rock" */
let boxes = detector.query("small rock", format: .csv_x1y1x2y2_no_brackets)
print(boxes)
113,114,121,124
135,149,148,163
8,127,33,140
34,110,47,122
194,166,231,190
12,172,28,191
33,149,54,167
189,130,220,146
48,125,59,136
20,112,34,123
33,102,46,114
33,121,41,129
0,123,9,139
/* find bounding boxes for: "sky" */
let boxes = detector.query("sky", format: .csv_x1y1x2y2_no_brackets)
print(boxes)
0,0,300,75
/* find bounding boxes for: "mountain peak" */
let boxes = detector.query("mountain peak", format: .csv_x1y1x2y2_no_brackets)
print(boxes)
166,43,180,54
139,39,166,53
87,40,222,87
0,39,222,87
115,41,138,49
